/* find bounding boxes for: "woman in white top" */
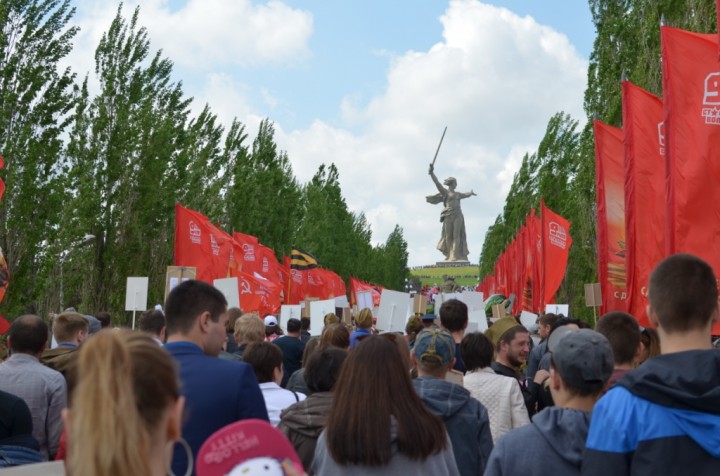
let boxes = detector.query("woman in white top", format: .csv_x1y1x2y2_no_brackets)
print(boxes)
243,342,306,426
461,332,529,443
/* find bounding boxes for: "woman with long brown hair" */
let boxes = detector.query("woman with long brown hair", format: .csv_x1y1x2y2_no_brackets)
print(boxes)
313,335,459,475
64,330,184,476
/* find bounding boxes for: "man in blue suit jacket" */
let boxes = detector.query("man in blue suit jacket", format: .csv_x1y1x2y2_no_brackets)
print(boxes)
164,280,268,475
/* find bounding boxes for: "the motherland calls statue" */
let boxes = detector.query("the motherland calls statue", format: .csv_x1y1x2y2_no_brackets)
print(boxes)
426,163,476,262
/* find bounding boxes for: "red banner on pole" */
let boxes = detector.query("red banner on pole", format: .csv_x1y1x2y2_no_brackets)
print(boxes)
540,200,572,310
594,120,627,313
661,26,720,334
622,81,665,327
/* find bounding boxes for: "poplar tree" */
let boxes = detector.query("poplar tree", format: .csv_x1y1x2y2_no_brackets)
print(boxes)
0,0,78,315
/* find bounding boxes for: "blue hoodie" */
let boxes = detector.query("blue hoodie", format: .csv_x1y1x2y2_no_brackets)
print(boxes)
582,350,720,476
484,406,590,476
413,376,493,476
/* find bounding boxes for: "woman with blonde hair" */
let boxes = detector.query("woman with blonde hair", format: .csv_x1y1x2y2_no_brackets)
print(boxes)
64,330,184,476
349,308,373,349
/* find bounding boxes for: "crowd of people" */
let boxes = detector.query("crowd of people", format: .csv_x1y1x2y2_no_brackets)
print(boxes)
0,253,719,475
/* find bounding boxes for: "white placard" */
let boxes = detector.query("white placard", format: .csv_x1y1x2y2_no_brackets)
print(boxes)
281,305,302,325
310,299,336,336
356,290,373,311
520,311,539,330
545,304,569,316
125,277,149,311
433,292,461,315
377,289,411,332
468,310,489,333
334,295,349,308
213,278,240,309
460,291,484,312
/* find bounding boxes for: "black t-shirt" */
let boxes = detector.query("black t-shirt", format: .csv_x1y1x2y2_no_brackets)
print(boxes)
273,336,306,388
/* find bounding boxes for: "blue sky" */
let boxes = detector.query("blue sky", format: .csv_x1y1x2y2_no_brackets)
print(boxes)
67,1,595,267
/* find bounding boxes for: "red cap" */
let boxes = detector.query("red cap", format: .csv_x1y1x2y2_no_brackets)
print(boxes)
196,419,303,476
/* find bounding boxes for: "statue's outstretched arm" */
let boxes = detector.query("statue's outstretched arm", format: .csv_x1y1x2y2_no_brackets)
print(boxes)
459,189,477,199
429,164,447,194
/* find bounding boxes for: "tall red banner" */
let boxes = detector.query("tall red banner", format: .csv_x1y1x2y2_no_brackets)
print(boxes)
622,81,665,326
540,201,572,310
661,26,720,334
594,120,627,313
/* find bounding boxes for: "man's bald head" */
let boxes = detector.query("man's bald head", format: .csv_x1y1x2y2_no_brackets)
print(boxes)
8,315,48,355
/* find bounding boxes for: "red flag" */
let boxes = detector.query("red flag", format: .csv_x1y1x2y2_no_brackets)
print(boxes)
661,26,720,334
287,267,308,305
594,120,627,313
526,210,542,313
349,277,383,308
0,315,9,335
232,232,260,275
717,0,720,59
520,222,534,312
540,200,572,310
174,204,233,283
622,81,665,326
238,271,281,316
309,268,347,301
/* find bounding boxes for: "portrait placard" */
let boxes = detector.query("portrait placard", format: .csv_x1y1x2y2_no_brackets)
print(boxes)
377,289,411,333
545,304,569,316
468,310,489,333
213,278,240,309
125,277,149,312
310,299,336,336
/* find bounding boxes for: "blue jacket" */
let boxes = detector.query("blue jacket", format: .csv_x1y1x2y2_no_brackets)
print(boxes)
484,406,590,476
349,328,371,349
582,350,720,476
166,342,269,475
413,376,493,476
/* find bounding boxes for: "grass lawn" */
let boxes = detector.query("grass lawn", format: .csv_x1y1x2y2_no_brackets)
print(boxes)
410,265,480,287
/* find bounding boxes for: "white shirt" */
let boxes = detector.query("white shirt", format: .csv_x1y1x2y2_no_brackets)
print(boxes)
463,367,530,443
258,382,306,426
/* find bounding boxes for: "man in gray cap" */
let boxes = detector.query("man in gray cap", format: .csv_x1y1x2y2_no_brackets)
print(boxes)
484,329,614,476
412,328,493,476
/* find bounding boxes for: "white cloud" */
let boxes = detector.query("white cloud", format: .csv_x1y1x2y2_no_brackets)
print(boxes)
276,0,587,266
64,0,313,78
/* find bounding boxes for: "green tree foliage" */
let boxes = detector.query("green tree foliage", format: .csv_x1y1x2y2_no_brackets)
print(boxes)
376,225,410,291
225,118,301,256
64,5,194,315
0,0,78,316
295,163,409,288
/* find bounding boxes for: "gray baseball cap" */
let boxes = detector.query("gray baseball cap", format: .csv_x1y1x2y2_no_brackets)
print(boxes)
552,329,614,392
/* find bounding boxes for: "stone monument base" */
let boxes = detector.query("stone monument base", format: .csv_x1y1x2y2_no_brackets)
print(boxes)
435,260,471,267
